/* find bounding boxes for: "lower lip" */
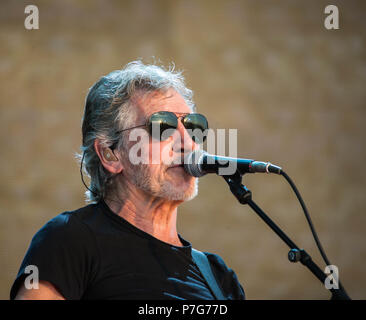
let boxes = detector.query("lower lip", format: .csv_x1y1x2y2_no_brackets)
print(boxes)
169,166,187,173
170,165,184,170
168,166,193,180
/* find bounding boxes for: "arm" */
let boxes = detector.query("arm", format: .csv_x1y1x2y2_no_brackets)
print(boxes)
14,280,65,300
10,213,99,300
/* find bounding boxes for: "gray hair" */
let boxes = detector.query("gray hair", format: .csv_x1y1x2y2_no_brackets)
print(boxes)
78,60,195,203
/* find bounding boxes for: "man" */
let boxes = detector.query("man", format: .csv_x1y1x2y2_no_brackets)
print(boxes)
10,61,245,300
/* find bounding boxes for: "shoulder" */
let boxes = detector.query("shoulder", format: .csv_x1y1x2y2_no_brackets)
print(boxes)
203,251,246,300
21,202,102,275
31,203,97,245
10,203,100,300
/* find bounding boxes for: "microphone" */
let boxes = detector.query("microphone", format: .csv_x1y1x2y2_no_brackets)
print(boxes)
184,150,282,177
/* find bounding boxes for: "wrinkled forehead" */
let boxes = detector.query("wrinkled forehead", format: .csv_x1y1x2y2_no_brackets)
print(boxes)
130,89,194,121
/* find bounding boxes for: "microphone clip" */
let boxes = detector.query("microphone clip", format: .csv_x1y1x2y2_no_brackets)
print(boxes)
223,171,252,205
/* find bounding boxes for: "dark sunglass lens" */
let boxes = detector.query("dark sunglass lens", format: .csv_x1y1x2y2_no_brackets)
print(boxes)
182,114,209,143
149,112,178,141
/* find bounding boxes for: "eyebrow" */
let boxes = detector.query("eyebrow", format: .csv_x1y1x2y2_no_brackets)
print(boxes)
145,111,191,118
173,112,191,115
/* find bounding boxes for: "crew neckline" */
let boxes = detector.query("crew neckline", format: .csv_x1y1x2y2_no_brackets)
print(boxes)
98,199,192,254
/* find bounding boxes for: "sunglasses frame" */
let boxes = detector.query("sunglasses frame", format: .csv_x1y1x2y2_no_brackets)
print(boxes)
112,111,208,148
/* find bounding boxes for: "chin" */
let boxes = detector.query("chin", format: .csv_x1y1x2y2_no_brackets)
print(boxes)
160,179,199,201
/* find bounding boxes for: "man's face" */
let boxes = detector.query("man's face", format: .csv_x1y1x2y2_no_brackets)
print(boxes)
119,89,199,201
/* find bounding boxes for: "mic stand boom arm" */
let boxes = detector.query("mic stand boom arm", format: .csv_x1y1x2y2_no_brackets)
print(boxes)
223,172,350,300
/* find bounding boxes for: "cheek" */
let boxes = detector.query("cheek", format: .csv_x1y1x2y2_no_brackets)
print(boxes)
150,139,174,165
125,129,151,164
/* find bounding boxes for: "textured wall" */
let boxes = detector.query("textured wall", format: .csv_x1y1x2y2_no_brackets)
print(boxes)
1,0,365,299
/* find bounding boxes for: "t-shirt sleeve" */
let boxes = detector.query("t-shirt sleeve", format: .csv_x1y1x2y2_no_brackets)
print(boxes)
10,213,99,300
204,252,246,300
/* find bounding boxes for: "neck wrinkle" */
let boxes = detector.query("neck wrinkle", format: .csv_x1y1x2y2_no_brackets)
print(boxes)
104,176,183,247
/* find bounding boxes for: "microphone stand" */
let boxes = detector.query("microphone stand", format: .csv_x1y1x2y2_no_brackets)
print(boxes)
223,172,350,300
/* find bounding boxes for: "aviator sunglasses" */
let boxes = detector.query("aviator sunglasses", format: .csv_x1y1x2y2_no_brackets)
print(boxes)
113,111,209,146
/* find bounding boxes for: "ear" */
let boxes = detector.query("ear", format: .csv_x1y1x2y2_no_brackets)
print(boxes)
94,139,123,174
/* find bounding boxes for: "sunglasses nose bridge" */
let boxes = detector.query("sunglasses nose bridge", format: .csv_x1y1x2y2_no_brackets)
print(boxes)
173,118,198,153
172,117,185,138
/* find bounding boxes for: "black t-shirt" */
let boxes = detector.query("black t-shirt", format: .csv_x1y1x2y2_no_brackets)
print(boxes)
10,200,245,300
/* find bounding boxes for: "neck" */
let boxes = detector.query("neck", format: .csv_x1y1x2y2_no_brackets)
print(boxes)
104,180,184,247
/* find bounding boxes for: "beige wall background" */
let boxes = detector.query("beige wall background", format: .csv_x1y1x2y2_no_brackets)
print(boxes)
1,0,365,299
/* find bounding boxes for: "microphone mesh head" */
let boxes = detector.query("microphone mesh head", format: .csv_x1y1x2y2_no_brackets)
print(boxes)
184,150,207,177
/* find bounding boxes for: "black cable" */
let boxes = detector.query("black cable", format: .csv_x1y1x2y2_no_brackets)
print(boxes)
280,170,331,267
80,151,124,206
80,151,99,197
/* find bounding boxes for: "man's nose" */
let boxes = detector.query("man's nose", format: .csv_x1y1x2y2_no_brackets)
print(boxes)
174,120,198,155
